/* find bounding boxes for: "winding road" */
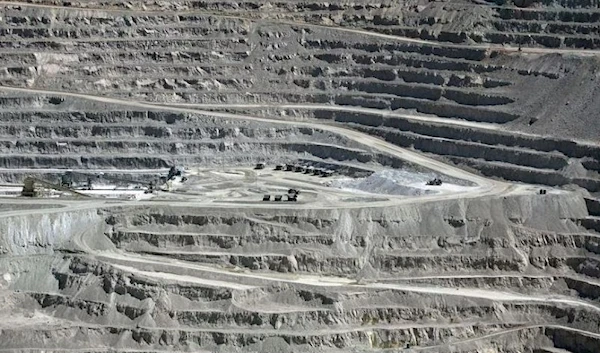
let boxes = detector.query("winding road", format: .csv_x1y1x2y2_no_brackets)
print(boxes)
0,84,521,212
0,85,591,318
1,2,598,349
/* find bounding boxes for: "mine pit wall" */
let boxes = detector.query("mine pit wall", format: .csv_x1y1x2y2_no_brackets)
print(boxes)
581,218,600,233
547,327,600,353
0,208,106,256
249,108,600,162
243,107,600,191
0,189,588,262
309,109,600,162
0,325,547,352
106,191,589,276
451,158,600,193
585,198,600,217
0,193,595,352
0,145,381,184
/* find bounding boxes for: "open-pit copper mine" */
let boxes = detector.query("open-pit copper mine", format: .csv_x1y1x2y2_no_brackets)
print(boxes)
1,1,600,352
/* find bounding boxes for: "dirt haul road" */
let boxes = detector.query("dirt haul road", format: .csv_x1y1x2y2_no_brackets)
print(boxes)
157,102,600,148
94,246,600,313
1,2,599,352
2,85,596,319
0,85,522,210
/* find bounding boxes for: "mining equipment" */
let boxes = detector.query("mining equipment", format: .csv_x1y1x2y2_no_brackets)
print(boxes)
21,177,91,198
85,176,93,190
540,189,547,195
285,188,300,202
426,178,443,186
275,164,284,171
285,164,294,171
263,194,271,201
21,178,35,197
167,166,185,181
255,163,265,170
274,195,283,202
286,194,298,202
61,172,74,188
294,165,305,173
59,171,158,193
313,168,323,176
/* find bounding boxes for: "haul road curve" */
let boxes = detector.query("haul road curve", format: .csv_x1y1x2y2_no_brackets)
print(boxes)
1,1,599,352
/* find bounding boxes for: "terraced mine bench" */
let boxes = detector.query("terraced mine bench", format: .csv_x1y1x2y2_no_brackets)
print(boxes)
1,1,600,352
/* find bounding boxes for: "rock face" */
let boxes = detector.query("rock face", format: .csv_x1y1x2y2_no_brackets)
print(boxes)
513,0,539,7
1,191,599,352
1,0,599,189
0,1,599,352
